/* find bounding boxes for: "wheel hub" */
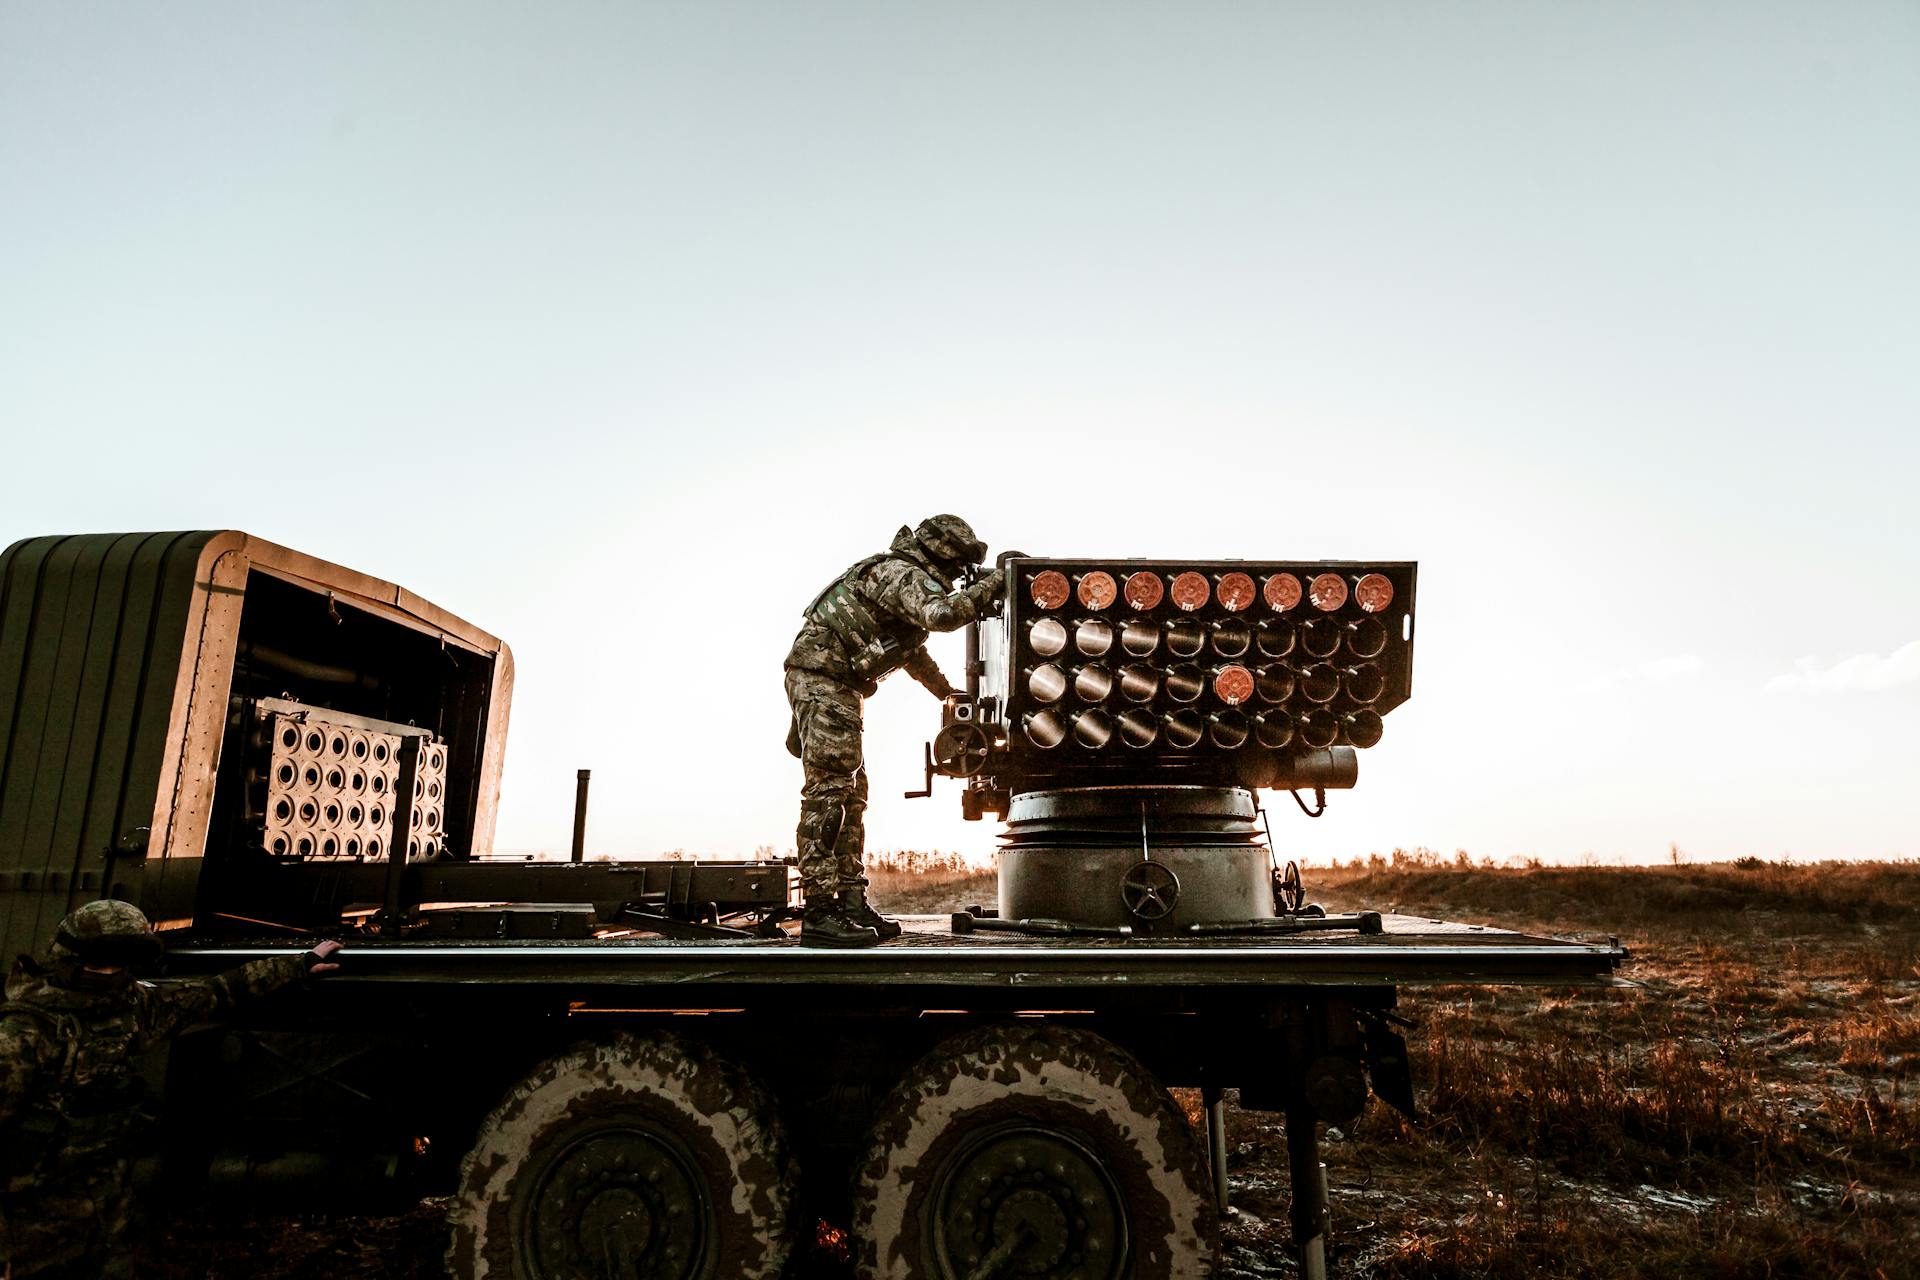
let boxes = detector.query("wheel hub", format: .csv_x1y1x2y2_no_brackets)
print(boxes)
933,1124,1127,1280
525,1126,709,1279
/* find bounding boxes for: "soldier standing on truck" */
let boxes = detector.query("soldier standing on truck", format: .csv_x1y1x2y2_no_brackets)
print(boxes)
785,515,1005,947
0,900,342,1280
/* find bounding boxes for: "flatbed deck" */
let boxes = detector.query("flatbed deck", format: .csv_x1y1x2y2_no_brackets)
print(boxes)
168,913,1627,991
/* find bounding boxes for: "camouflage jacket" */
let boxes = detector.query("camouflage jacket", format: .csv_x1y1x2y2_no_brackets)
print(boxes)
785,527,1003,694
0,953,308,1170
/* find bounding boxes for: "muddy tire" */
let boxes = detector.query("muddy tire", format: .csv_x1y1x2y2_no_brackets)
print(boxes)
851,1024,1217,1279
447,1032,795,1280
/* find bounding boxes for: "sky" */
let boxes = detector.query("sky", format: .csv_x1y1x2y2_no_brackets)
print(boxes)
2,2,1915,866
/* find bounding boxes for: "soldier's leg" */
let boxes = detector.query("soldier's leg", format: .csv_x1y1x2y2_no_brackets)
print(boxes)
786,672,878,946
5,1174,110,1279
832,765,869,890
787,672,865,902
835,765,902,940
95,1162,136,1280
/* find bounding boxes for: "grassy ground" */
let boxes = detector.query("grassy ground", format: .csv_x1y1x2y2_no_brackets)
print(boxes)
140,856,1920,1278
1217,855,1920,1279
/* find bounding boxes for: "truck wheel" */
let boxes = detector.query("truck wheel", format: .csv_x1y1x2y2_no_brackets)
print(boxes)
851,1024,1217,1279
448,1032,795,1280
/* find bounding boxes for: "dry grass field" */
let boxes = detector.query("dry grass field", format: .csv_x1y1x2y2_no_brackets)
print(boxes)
142,855,1920,1278
1220,854,1920,1280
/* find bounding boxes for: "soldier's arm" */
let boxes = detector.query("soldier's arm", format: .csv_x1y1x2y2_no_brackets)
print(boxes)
875,563,1005,634
902,645,962,700
0,1020,52,1128
141,953,312,1041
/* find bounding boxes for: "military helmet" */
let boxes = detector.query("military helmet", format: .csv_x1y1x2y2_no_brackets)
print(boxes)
51,899,162,967
913,514,986,568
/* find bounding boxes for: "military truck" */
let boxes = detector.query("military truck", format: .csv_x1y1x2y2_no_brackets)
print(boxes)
0,531,1622,1279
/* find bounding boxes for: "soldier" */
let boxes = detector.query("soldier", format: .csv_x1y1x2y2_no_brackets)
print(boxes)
0,900,342,1280
785,515,1006,947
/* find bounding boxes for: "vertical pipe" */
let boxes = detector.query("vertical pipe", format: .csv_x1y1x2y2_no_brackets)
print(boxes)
570,769,591,863
376,736,422,932
965,619,981,700
1203,1085,1230,1217
1286,1104,1329,1280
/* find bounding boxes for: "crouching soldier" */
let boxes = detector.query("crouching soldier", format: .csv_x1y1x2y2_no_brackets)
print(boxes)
0,899,342,1279
785,515,1006,946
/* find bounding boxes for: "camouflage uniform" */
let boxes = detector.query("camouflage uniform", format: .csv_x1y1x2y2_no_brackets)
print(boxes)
0,903,312,1279
785,518,1003,905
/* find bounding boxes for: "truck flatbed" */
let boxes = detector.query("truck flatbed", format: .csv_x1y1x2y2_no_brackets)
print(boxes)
168,913,1626,992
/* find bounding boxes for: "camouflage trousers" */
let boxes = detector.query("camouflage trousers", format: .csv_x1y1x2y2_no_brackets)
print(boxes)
784,667,869,901
2,1156,135,1280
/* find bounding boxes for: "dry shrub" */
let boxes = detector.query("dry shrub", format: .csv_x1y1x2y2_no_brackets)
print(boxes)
863,849,997,914
1818,1076,1920,1168
1314,856,1920,942
1831,1001,1920,1068
1369,1008,1793,1186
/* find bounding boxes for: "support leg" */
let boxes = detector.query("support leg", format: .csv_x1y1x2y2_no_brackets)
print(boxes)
1286,1105,1329,1280
1203,1085,1230,1217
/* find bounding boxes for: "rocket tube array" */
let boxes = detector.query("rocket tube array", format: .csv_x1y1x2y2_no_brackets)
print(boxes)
258,711,448,860
1014,564,1405,755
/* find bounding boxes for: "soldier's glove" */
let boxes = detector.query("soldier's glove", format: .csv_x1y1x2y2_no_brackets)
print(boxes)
962,567,1007,617
304,938,344,977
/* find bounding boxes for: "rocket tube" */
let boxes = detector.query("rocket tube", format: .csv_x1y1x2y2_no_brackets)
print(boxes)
1026,663,1068,703
1211,618,1252,657
1164,663,1205,703
1124,571,1165,610
1028,617,1069,657
1300,617,1344,659
1164,710,1204,749
1074,618,1115,657
1166,619,1205,657
1264,572,1303,612
1216,571,1257,612
1030,570,1070,610
1073,663,1114,702
1346,616,1387,659
1255,709,1295,749
1072,709,1116,749
1255,664,1296,704
1076,571,1118,610
1212,664,1255,706
1343,663,1386,704
1344,709,1385,748
1210,710,1250,748
1119,708,1160,747
1118,663,1160,702
1301,664,1340,704
1120,620,1160,656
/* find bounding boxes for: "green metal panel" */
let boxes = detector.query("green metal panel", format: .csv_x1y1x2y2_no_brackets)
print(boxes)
0,532,222,961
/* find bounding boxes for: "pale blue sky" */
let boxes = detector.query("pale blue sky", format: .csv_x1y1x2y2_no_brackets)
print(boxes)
3,3,1915,863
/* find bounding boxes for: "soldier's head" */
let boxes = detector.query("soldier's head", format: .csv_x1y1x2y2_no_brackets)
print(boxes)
47,899,161,991
912,514,987,581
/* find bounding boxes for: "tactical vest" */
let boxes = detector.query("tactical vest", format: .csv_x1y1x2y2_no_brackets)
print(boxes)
0,993,147,1172
804,554,920,681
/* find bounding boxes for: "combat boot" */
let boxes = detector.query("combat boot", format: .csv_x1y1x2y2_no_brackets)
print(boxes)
841,886,902,941
799,900,881,948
